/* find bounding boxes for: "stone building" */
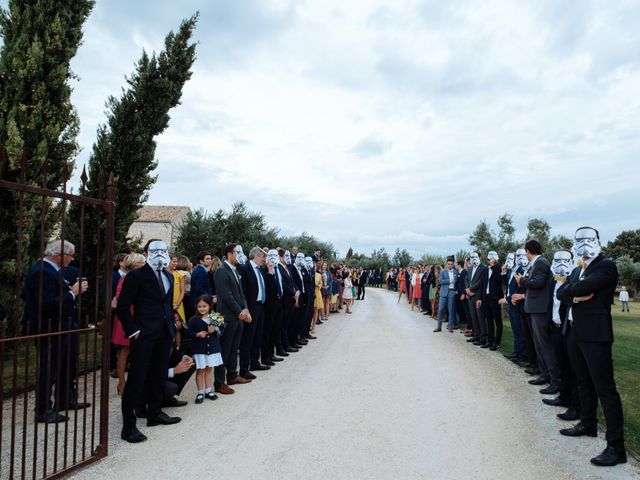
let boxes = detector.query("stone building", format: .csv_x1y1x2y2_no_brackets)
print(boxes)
127,205,190,250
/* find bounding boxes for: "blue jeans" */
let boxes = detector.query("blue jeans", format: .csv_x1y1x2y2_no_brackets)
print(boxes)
508,303,525,359
437,289,457,329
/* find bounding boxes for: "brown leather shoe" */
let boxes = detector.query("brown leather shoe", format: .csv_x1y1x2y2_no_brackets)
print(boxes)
433,328,442,332
448,328,454,333
228,376,251,385
215,384,235,394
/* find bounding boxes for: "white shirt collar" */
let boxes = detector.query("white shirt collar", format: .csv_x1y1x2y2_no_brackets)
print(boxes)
224,260,237,272
43,258,61,272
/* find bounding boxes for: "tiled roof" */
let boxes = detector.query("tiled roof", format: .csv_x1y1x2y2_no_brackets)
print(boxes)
134,205,190,223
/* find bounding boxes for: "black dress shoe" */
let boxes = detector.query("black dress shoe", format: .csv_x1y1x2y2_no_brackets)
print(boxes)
489,344,500,351
590,446,627,466
504,352,518,359
557,409,580,421
250,364,270,371
147,412,181,427
262,359,276,366
242,372,257,380
284,347,298,353
472,340,483,346
134,406,147,418
480,343,491,349
276,350,289,357
559,423,597,437
298,339,309,345
525,367,540,375
66,400,91,410
528,376,549,386
121,426,147,443
162,396,188,408
37,410,68,423
539,384,560,395
466,337,478,343
272,356,284,362
205,392,218,401
542,397,569,407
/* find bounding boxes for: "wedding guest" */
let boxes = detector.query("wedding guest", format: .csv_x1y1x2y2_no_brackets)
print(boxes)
501,253,526,362
483,251,504,350
397,268,406,303
168,255,187,323
435,257,458,332
277,248,298,354
465,252,487,346
431,265,442,319
321,262,331,320
455,260,471,332
176,255,193,319
191,251,213,301
331,267,340,313
411,266,422,311
619,286,629,312
240,247,269,377
311,260,324,334
343,270,354,313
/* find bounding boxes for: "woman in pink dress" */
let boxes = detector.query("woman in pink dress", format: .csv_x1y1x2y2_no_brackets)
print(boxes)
111,252,146,395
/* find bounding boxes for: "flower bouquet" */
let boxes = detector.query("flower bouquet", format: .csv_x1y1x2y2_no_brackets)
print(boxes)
206,312,225,329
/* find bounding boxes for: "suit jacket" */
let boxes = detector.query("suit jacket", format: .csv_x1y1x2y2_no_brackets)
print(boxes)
190,264,212,299
455,269,467,296
241,262,267,313
556,255,618,342
439,268,459,294
262,266,281,315
520,256,552,314
21,260,78,334
290,266,307,306
278,264,295,299
485,264,504,300
503,266,524,303
214,262,247,324
466,264,487,300
116,263,176,338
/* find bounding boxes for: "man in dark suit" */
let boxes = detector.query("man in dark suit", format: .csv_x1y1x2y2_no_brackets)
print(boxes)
357,268,368,300
239,247,270,377
21,239,89,423
277,249,298,354
190,250,212,300
214,244,252,389
465,251,487,345
557,227,626,467
303,256,315,339
483,251,504,350
455,260,470,331
501,253,526,362
261,249,285,365
516,239,561,394
116,239,181,443
289,253,308,347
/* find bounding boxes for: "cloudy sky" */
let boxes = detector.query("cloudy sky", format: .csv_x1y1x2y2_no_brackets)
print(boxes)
63,0,639,257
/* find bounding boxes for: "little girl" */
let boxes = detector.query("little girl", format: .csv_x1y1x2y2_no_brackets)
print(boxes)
187,295,224,404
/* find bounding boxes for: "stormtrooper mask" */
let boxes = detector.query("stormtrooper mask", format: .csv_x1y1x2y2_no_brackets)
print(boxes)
147,240,169,271
515,248,529,268
294,252,305,268
487,251,499,263
505,253,515,270
235,245,247,265
267,249,279,268
552,250,574,277
284,250,292,266
305,256,313,270
573,227,601,260
470,252,481,267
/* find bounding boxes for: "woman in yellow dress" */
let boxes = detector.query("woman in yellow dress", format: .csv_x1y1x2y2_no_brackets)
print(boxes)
311,261,324,334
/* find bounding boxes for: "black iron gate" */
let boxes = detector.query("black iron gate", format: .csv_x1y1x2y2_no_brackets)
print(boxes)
0,159,115,479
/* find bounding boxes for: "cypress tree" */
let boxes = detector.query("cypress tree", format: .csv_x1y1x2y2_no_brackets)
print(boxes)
68,14,198,268
0,0,94,324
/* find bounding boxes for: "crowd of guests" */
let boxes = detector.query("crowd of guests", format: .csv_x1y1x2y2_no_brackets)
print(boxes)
386,227,627,468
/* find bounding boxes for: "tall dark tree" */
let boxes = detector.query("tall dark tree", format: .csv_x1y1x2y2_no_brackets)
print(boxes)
0,0,94,322
68,14,198,263
604,229,640,262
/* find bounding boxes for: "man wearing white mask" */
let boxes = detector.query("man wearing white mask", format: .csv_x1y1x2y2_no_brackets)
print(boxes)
501,252,525,362
464,251,488,345
483,251,504,350
557,227,625,467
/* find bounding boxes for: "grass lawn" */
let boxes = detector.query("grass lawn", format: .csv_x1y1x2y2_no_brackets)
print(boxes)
499,301,640,453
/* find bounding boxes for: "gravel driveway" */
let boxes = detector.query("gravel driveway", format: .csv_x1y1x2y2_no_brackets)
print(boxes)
68,288,639,480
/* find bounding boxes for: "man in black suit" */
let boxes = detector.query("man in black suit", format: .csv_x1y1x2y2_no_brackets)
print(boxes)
357,268,368,300
516,239,561,394
557,227,626,467
277,249,298,354
455,260,470,330
214,243,252,389
483,251,504,350
261,249,285,365
239,247,270,377
21,239,89,423
289,253,308,348
465,251,487,345
116,239,181,443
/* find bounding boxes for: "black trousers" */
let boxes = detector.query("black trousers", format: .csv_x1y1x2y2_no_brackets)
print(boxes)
263,299,283,360
520,311,537,365
122,330,172,428
455,295,470,326
467,297,485,341
36,330,78,414
303,294,314,335
215,319,243,385
550,324,580,410
566,326,624,449
482,298,502,344
280,296,294,349
289,302,305,344
240,302,265,372
357,284,365,299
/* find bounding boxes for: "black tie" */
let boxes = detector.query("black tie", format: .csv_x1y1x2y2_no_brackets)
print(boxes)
157,270,165,296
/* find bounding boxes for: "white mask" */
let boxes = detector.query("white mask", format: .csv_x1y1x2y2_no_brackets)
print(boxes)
515,248,529,268
470,252,481,267
552,250,574,277
147,240,169,271
305,256,313,270
487,251,499,262
235,245,247,265
284,250,292,266
295,252,305,268
505,253,515,270
266,249,279,268
573,227,601,260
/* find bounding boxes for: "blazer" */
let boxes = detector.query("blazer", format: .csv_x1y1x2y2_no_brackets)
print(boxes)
439,268,459,293
503,266,524,303
21,260,78,334
455,269,467,296
556,255,618,342
214,262,247,324
278,264,295,298
241,262,267,312
520,256,552,314
262,266,281,316
485,264,504,300
186,315,222,355
466,264,487,299
291,266,307,306
303,268,314,302
116,263,176,338
190,264,212,300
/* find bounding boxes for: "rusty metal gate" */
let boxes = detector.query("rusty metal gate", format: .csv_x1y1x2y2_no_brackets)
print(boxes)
0,159,115,479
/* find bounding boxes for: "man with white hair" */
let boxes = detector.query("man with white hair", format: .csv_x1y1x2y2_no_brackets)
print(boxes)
21,239,89,423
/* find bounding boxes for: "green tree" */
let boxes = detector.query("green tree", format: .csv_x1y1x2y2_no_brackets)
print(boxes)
173,208,226,258
280,232,336,260
0,0,94,324
468,219,495,255
604,229,640,262
392,248,412,268
617,256,640,297
526,217,552,253
345,247,354,259
68,14,198,266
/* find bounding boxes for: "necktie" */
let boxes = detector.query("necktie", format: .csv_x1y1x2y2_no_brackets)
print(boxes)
157,270,166,295
255,266,266,302
275,269,282,298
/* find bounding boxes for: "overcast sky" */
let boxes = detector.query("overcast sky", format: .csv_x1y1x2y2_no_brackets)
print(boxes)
63,0,639,257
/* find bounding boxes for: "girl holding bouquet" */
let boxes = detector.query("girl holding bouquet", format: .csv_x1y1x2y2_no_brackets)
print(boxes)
187,295,224,404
